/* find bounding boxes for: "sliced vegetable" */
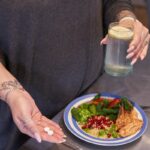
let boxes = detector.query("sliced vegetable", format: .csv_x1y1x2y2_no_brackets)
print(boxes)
99,124,119,138
102,108,119,114
99,129,107,137
88,104,97,115
71,107,81,122
109,124,117,132
79,103,90,109
121,97,133,111
103,99,109,108
83,128,90,133
108,114,118,121
96,102,103,112
90,93,104,105
109,124,119,138
71,107,92,123
108,98,120,108
94,93,101,99
91,98,104,105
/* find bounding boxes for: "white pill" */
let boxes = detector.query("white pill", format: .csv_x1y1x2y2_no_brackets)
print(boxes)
47,130,54,136
44,127,54,136
44,127,50,132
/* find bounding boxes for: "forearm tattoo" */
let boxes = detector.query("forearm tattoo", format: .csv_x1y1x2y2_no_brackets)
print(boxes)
0,80,24,101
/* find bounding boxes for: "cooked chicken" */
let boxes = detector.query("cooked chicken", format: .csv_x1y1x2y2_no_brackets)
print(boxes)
116,106,132,130
115,106,143,137
119,119,143,137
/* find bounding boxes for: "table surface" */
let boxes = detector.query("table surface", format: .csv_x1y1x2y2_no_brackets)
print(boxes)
20,50,150,150
20,110,150,150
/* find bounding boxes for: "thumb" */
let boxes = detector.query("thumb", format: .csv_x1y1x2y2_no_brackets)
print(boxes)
100,35,108,45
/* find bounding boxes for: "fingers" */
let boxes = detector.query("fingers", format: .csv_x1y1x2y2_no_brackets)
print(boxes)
126,20,149,64
35,115,63,133
128,33,150,65
140,34,150,60
16,117,42,143
39,117,64,136
38,125,65,143
42,116,62,129
101,20,149,65
128,28,148,53
16,116,66,143
37,116,66,143
26,119,41,142
140,41,149,60
100,35,108,45
127,20,143,52
32,112,65,143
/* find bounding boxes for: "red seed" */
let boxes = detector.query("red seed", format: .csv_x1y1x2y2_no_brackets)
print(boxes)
107,134,111,138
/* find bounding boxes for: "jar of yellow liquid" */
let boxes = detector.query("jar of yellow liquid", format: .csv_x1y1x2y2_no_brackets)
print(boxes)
104,22,134,77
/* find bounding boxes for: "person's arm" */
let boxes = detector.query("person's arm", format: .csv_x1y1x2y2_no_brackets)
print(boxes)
103,0,135,29
102,0,150,64
0,62,66,143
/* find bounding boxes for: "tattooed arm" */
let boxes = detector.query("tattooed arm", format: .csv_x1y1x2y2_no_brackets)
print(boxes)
0,62,65,143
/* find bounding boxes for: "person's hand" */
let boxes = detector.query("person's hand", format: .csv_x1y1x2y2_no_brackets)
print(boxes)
101,19,150,65
6,89,66,143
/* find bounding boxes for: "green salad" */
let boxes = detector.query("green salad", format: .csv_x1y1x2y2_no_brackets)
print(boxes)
71,93,133,139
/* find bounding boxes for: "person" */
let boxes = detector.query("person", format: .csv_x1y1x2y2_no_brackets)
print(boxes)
0,0,149,150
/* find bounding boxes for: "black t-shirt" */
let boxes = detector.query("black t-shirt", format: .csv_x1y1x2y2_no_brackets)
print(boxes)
0,0,104,117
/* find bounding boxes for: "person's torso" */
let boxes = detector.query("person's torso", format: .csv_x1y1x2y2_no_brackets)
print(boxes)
0,0,104,116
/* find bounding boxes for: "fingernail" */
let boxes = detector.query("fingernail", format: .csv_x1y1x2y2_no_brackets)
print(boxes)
127,45,135,52
140,55,144,60
44,127,50,132
63,135,67,138
126,52,134,59
34,133,41,143
58,139,66,143
100,41,103,45
61,139,66,143
47,130,54,136
131,58,137,65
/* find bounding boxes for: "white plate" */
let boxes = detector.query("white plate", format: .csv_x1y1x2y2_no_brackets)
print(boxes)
64,92,148,146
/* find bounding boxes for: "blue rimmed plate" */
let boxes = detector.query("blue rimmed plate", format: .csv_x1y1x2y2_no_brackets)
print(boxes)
63,92,148,146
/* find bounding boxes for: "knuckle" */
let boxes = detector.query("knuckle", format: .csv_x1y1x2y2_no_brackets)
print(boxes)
139,21,143,27
134,45,142,54
132,36,141,46
145,28,149,34
136,20,142,29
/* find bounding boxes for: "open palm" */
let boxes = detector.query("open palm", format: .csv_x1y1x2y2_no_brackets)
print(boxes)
7,90,65,143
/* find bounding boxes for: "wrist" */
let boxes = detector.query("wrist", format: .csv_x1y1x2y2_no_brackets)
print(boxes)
117,10,136,21
0,79,25,103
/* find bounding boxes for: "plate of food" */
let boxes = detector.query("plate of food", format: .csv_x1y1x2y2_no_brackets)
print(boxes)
64,92,148,146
